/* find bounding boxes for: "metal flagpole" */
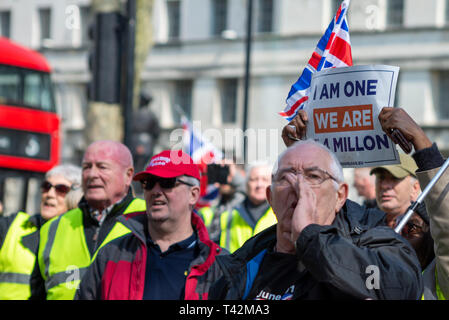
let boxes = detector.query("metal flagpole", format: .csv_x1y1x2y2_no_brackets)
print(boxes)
395,156,449,233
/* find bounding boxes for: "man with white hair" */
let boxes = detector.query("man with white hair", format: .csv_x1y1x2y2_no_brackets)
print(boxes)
209,140,422,300
37,140,146,300
201,161,277,253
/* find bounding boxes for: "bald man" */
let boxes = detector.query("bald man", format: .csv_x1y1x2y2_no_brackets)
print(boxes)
36,141,146,300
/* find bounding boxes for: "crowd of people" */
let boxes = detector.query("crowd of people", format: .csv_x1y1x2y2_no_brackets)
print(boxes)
0,106,448,300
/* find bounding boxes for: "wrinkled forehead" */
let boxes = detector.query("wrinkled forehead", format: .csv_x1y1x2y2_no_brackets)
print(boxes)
279,144,331,171
83,142,132,168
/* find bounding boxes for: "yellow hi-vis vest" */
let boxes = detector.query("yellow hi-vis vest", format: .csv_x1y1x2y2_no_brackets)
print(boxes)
0,211,38,300
198,207,214,228
219,206,277,253
422,259,446,300
38,198,145,300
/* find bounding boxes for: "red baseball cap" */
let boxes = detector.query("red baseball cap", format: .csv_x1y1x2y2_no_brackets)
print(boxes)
133,150,200,181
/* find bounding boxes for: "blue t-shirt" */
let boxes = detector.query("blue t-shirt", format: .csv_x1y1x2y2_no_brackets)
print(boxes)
142,231,199,300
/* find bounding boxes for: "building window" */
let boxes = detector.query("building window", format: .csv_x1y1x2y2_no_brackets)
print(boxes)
39,8,52,45
80,6,93,46
211,0,227,36
167,0,181,40
220,78,238,124
445,0,449,24
256,0,273,33
438,71,449,119
387,0,404,28
172,80,192,124
0,11,11,38
331,0,350,22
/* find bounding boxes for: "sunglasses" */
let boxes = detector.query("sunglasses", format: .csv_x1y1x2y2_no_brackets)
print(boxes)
141,176,195,191
41,181,72,196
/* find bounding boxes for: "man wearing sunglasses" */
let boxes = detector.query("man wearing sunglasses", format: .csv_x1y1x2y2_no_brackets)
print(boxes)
36,140,146,300
209,140,422,300
76,150,224,300
0,164,82,300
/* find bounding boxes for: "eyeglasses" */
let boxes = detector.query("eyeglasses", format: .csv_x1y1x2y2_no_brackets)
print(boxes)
275,167,338,187
41,181,72,196
141,176,195,191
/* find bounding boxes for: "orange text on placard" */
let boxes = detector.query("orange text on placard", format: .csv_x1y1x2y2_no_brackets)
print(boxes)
313,104,374,133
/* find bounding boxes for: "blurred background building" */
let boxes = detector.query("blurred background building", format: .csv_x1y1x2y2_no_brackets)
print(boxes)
1,0,449,212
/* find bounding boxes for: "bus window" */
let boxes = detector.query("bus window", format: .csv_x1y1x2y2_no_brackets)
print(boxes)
0,65,20,104
23,71,55,112
41,73,53,111
0,64,55,112
24,73,41,107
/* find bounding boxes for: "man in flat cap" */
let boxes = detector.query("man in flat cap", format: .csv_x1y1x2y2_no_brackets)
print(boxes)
76,150,224,300
370,153,421,229
370,153,434,270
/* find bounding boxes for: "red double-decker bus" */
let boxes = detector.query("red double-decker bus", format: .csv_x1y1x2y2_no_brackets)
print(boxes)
0,37,60,173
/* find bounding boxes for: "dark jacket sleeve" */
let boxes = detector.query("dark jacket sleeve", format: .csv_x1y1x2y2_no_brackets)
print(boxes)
296,224,423,300
74,248,106,300
0,213,18,249
208,275,230,300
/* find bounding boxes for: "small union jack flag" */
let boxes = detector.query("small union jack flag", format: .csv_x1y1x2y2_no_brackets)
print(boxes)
280,0,353,121
181,116,222,208
181,116,222,165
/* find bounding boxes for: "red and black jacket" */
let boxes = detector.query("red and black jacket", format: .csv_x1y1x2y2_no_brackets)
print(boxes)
75,211,225,300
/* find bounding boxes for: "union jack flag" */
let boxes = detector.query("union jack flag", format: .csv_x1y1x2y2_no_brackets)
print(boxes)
280,0,352,121
181,116,222,208
182,116,223,164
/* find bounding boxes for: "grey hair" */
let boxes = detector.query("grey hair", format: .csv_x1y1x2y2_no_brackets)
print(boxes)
272,139,344,190
46,164,82,186
181,175,200,187
409,175,418,187
45,164,83,211
245,161,272,182
180,175,200,211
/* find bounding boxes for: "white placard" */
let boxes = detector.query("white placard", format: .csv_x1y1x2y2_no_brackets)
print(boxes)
305,65,400,168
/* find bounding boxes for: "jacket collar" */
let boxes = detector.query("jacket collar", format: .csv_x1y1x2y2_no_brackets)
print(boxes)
336,199,386,236
79,188,135,224
29,213,46,229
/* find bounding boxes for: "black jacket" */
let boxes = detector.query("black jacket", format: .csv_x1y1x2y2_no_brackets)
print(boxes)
209,200,423,300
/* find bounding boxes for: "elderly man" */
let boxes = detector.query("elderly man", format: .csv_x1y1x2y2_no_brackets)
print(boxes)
37,140,145,300
76,150,224,300
378,107,448,299
209,140,422,300
369,154,421,228
369,153,435,271
200,162,277,253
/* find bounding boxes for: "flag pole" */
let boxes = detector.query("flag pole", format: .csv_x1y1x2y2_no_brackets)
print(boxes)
394,156,449,233
174,104,189,124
